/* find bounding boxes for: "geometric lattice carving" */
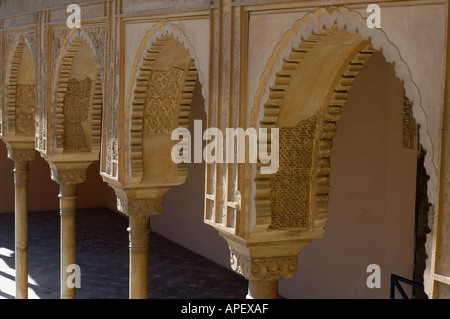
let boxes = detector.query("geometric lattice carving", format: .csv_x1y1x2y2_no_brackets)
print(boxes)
63,77,92,152
143,67,185,135
270,114,318,230
15,84,36,136
403,93,418,150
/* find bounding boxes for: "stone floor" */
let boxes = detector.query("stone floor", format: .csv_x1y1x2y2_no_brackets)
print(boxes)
0,208,248,299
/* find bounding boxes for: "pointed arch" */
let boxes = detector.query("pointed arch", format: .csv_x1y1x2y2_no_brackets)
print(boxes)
3,33,37,138
125,20,207,185
50,29,104,155
250,7,436,214
249,7,436,241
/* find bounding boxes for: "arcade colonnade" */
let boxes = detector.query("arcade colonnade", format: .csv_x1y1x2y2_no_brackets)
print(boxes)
0,0,449,299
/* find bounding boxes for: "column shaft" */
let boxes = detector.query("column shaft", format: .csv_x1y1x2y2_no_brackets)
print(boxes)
14,160,29,299
59,183,77,299
247,280,279,299
128,213,151,299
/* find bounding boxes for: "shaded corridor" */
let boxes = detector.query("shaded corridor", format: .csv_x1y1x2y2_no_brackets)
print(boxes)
0,208,247,299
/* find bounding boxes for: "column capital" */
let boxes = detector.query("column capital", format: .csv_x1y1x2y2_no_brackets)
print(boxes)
8,148,35,162
230,251,298,281
111,185,170,217
46,161,92,185
3,140,35,162
222,231,311,282
119,197,164,218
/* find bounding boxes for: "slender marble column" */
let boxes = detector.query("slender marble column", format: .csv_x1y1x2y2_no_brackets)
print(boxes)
125,198,163,299
14,161,28,299
14,159,30,299
59,182,78,299
47,162,90,299
128,212,151,299
247,280,279,299
7,147,35,299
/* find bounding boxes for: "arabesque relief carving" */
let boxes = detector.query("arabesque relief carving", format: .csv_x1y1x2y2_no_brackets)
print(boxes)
6,147,35,162
128,32,198,184
230,251,298,281
15,85,36,136
143,67,185,135
63,77,93,152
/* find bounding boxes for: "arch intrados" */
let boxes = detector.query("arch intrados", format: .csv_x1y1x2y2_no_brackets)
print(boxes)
5,34,36,85
275,29,368,127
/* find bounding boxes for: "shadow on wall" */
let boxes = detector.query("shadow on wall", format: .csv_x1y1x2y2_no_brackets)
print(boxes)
0,142,112,213
150,80,232,269
279,52,418,299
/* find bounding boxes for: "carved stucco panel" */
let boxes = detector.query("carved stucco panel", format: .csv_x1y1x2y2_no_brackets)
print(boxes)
15,85,36,136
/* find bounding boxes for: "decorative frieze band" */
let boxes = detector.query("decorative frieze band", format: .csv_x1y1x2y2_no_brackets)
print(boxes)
117,197,164,218
47,162,92,185
6,147,35,162
230,251,298,281
51,168,87,185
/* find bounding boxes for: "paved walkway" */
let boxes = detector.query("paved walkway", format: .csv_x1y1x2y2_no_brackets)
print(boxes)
0,208,247,299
